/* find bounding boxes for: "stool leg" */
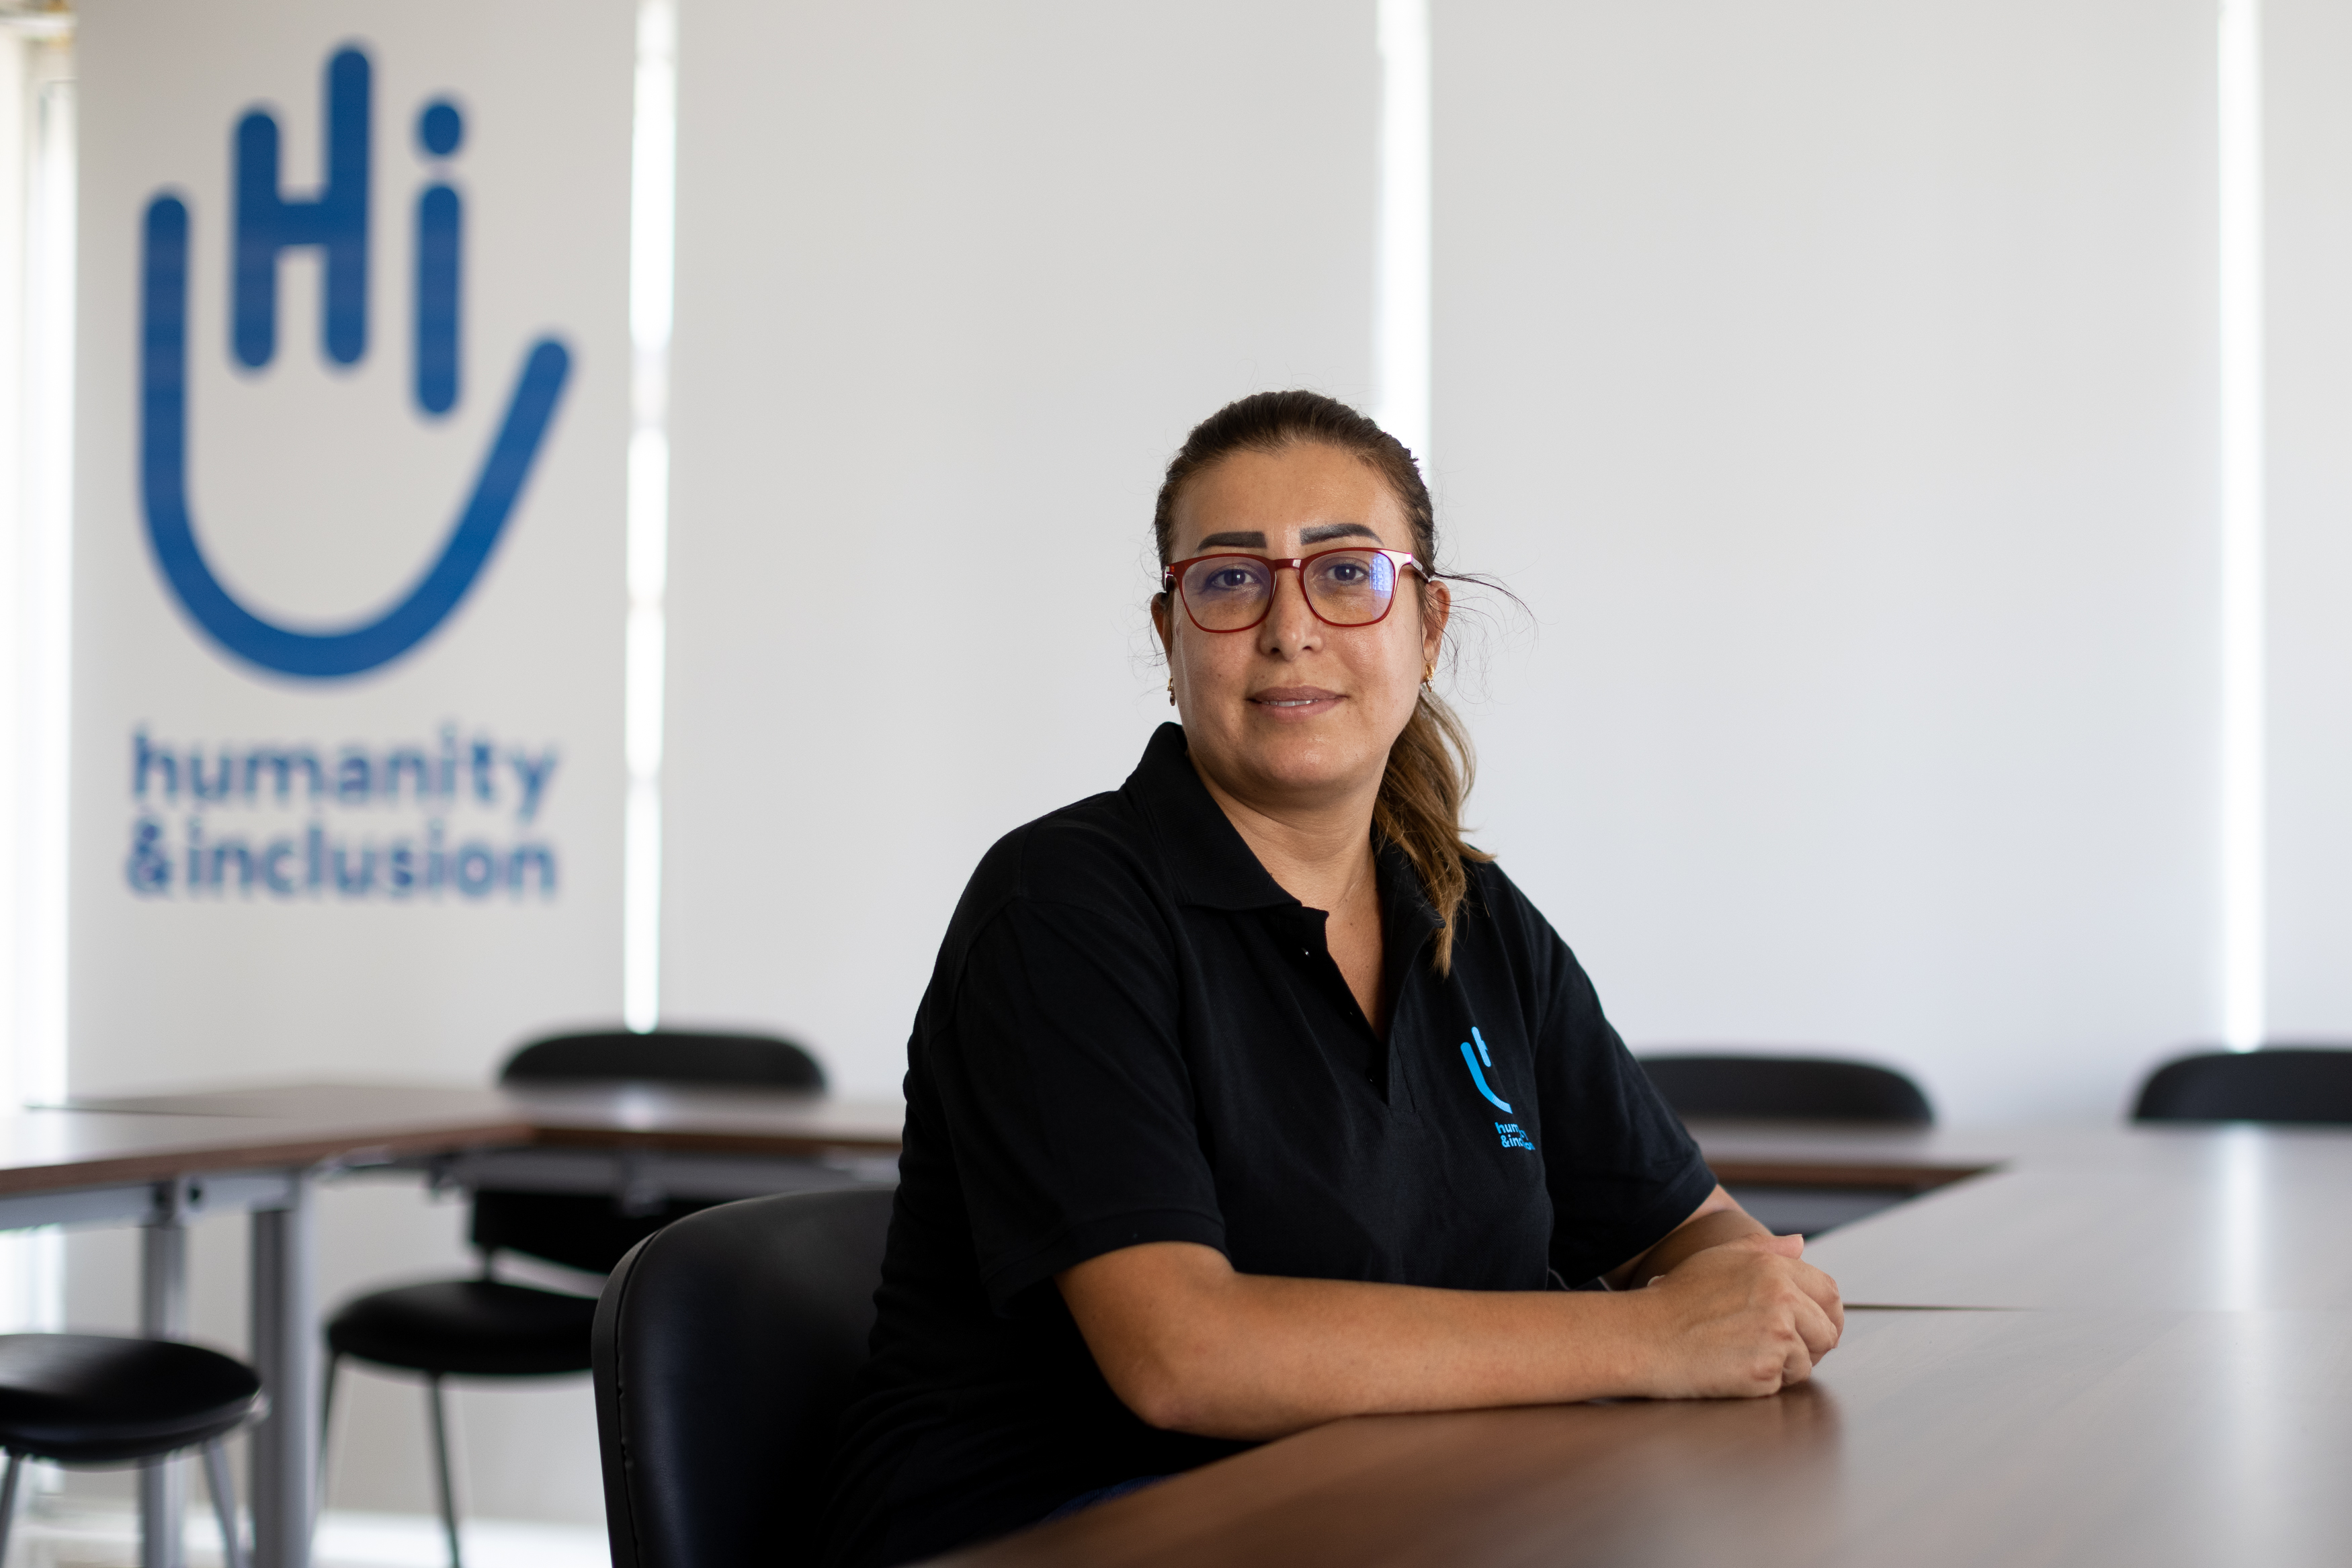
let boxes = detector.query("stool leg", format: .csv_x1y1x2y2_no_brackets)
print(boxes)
424,1377,462,1568
201,1440,248,1568
0,1452,23,1567
315,1354,341,1517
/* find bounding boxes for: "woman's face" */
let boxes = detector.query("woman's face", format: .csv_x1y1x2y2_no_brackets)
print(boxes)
1154,441,1450,812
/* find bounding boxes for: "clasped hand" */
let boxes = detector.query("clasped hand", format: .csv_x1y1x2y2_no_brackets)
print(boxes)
1631,1232,1844,1397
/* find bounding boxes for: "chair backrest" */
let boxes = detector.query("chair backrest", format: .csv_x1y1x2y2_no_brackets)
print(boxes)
501,1029,825,1091
477,1029,827,1273
592,1187,895,1568
1636,1053,1934,1124
2132,1046,2352,1123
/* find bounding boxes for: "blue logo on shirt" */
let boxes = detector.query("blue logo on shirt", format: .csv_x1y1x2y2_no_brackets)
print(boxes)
1459,1026,1517,1115
1495,1123,1534,1150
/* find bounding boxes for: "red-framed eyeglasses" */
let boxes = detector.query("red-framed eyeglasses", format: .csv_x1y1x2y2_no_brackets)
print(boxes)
1161,548,1426,633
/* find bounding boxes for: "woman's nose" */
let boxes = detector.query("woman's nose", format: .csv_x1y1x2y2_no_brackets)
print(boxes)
1259,566,1320,654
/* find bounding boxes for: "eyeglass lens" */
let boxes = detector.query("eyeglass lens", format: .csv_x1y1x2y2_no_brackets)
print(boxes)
1181,552,1398,630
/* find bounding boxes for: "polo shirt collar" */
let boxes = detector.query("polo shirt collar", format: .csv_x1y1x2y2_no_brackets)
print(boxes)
1123,726,1448,976
1124,724,1298,911
1374,838,1446,990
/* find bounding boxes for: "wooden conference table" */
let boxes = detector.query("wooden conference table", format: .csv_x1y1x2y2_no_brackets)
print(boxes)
19,1090,2349,1567
929,1119,2352,1568
6,1081,905,1568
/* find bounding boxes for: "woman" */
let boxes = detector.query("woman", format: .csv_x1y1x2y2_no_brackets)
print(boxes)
819,392,1841,1567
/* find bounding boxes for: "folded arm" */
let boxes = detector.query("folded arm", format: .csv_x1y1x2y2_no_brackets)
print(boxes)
1055,1185,1841,1441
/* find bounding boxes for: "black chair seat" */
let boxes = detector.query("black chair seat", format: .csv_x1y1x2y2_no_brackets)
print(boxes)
327,1280,598,1378
0,1334,263,1465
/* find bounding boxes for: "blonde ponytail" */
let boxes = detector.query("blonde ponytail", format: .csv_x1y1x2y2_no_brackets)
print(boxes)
1372,686,1492,973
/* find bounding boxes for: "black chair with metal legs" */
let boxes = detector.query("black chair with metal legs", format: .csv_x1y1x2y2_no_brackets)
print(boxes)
321,1029,826,1568
592,1187,896,1568
0,1333,265,1568
2132,1045,2352,1123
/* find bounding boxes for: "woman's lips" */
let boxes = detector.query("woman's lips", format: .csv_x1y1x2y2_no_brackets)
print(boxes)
1250,687,1342,711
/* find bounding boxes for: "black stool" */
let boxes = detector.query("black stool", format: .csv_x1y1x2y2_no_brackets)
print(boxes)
323,1028,826,1568
0,1333,265,1568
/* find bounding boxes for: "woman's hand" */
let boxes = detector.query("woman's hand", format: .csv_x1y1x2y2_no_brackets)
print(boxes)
1628,1233,1845,1397
1058,1206,1845,1440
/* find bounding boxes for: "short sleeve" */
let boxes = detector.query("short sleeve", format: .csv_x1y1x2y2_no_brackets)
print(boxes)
1527,934,1715,1285
924,893,1226,1315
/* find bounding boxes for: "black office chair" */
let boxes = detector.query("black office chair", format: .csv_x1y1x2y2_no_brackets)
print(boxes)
593,1187,894,1568
0,1334,263,1568
323,1029,825,1568
1636,1053,1934,1125
1636,1052,1933,1238
2132,1046,2352,1123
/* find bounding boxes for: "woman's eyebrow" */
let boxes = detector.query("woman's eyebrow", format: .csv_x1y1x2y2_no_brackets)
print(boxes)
1195,530,1268,549
1300,521,1381,543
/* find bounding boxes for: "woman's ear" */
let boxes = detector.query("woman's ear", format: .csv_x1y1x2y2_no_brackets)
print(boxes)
1421,578,1453,663
1151,592,1174,660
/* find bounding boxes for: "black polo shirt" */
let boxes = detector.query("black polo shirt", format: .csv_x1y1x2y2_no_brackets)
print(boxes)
818,724,1712,1568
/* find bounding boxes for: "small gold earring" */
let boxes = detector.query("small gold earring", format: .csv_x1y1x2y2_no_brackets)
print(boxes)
1421,660,1435,688
1167,677,1177,707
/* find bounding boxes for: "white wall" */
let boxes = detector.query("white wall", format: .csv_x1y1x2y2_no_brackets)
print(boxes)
3,15,74,1125
0,29,25,1125
1431,0,2224,1124
655,1,2285,1125
2266,0,2352,1041
657,0,1379,1095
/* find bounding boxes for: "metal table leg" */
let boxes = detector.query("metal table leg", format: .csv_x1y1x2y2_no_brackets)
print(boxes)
140,1191,190,1568
249,1173,315,1568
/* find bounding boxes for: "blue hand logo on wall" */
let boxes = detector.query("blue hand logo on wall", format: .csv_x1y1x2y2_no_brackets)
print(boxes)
139,44,571,681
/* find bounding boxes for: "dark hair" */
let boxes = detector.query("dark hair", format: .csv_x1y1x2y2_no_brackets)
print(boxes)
1152,390,1492,973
